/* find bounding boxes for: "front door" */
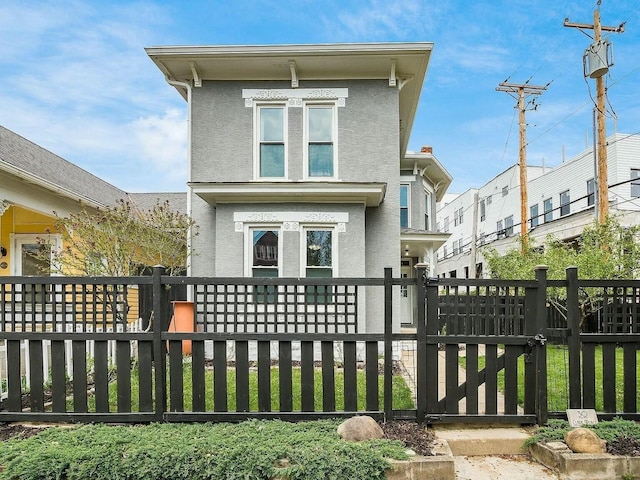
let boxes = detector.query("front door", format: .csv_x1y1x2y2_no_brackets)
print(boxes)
11,234,56,276
400,261,414,327
11,234,59,303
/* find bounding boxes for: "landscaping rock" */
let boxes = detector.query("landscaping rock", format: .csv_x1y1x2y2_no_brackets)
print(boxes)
337,415,384,442
564,427,606,454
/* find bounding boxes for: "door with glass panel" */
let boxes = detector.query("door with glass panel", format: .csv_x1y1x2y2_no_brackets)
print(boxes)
11,234,56,303
400,262,415,327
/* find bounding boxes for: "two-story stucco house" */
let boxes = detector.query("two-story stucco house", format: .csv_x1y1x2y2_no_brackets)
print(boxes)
146,43,451,331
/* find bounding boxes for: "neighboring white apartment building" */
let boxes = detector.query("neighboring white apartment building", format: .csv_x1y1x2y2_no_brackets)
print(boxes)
436,133,640,278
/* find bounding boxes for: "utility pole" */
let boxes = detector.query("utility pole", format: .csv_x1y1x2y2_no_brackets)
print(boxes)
496,81,548,252
564,5,625,223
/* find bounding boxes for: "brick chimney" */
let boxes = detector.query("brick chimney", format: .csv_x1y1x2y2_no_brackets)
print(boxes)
420,145,433,154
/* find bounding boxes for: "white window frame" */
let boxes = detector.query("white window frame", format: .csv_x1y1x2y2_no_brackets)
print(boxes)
303,102,338,180
400,184,411,229
560,190,570,217
631,169,640,198
505,215,514,236
300,225,337,277
530,204,539,228
254,103,288,180
424,188,433,230
244,225,283,277
10,233,62,276
587,178,596,206
543,198,553,223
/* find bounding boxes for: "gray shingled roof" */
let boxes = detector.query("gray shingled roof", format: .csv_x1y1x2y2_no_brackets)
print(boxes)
0,125,186,212
128,192,187,214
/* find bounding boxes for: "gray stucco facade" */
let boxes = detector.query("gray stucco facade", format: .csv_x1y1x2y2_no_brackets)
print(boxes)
188,80,398,332
146,42,451,332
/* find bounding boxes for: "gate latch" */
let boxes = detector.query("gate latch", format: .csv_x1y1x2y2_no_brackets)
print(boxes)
533,333,547,346
526,334,547,348
525,334,547,363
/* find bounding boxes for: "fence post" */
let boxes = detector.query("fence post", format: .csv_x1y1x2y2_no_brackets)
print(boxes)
534,265,549,425
414,264,427,424
152,265,168,422
566,266,582,408
384,267,393,421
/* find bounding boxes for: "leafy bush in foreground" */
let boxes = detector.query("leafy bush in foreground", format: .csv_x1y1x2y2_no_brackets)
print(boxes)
0,420,408,480
525,417,640,450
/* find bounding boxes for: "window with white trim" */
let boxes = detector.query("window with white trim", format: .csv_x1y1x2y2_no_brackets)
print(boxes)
560,190,570,216
631,169,640,198
250,228,280,277
530,204,539,228
505,215,514,236
424,190,432,230
257,105,286,178
587,179,595,206
306,104,335,178
304,228,334,303
249,227,281,302
543,198,553,223
400,184,410,228
305,229,333,278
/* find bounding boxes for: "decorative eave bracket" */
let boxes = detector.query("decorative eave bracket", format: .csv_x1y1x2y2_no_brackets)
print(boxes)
189,62,202,87
289,61,298,88
389,60,397,87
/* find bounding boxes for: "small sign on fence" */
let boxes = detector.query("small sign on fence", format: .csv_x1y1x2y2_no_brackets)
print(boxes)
566,409,598,427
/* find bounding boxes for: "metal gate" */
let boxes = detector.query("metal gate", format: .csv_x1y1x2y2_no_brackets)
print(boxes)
414,266,549,425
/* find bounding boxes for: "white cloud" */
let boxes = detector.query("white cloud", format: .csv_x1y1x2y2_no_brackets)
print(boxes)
130,109,188,186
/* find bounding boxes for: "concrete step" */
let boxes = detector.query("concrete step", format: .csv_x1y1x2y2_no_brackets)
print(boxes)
433,427,531,456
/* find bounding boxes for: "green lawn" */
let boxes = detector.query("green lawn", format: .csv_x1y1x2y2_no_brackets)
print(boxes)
81,362,415,413
463,344,640,412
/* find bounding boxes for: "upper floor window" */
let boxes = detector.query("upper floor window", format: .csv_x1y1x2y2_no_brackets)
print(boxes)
306,104,335,178
505,215,514,236
400,184,410,228
543,198,553,223
502,186,509,197
631,169,640,198
443,216,450,233
587,179,595,206
454,207,463,226
486,194,492,205
530,204,539,228
257,105,286,178
480,199,486,222
424,190,432,230
497,219,505,239
560,190,570,216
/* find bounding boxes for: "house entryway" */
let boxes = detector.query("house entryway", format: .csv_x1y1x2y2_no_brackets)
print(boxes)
400,260,415,327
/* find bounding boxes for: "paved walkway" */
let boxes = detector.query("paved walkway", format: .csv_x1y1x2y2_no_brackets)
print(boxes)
398,341,519,415
454,455,559,480
398,340,559,478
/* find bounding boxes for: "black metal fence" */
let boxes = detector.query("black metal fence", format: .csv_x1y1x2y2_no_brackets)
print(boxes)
1,266,639,425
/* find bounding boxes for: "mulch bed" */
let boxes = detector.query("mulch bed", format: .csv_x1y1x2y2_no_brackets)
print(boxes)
380,420,436,456
0,424,43,441
607,435,640,456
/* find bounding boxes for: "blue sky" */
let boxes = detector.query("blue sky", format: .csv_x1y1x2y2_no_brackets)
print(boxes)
1,0,639,195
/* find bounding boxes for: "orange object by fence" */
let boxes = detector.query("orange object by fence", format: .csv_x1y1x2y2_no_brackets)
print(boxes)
167,301,195,355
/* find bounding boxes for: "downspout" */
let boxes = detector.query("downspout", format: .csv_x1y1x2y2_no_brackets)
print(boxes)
165,77,193,281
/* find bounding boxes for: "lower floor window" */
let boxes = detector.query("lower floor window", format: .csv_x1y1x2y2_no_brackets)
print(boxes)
251,229,279,302
305,229,333,302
